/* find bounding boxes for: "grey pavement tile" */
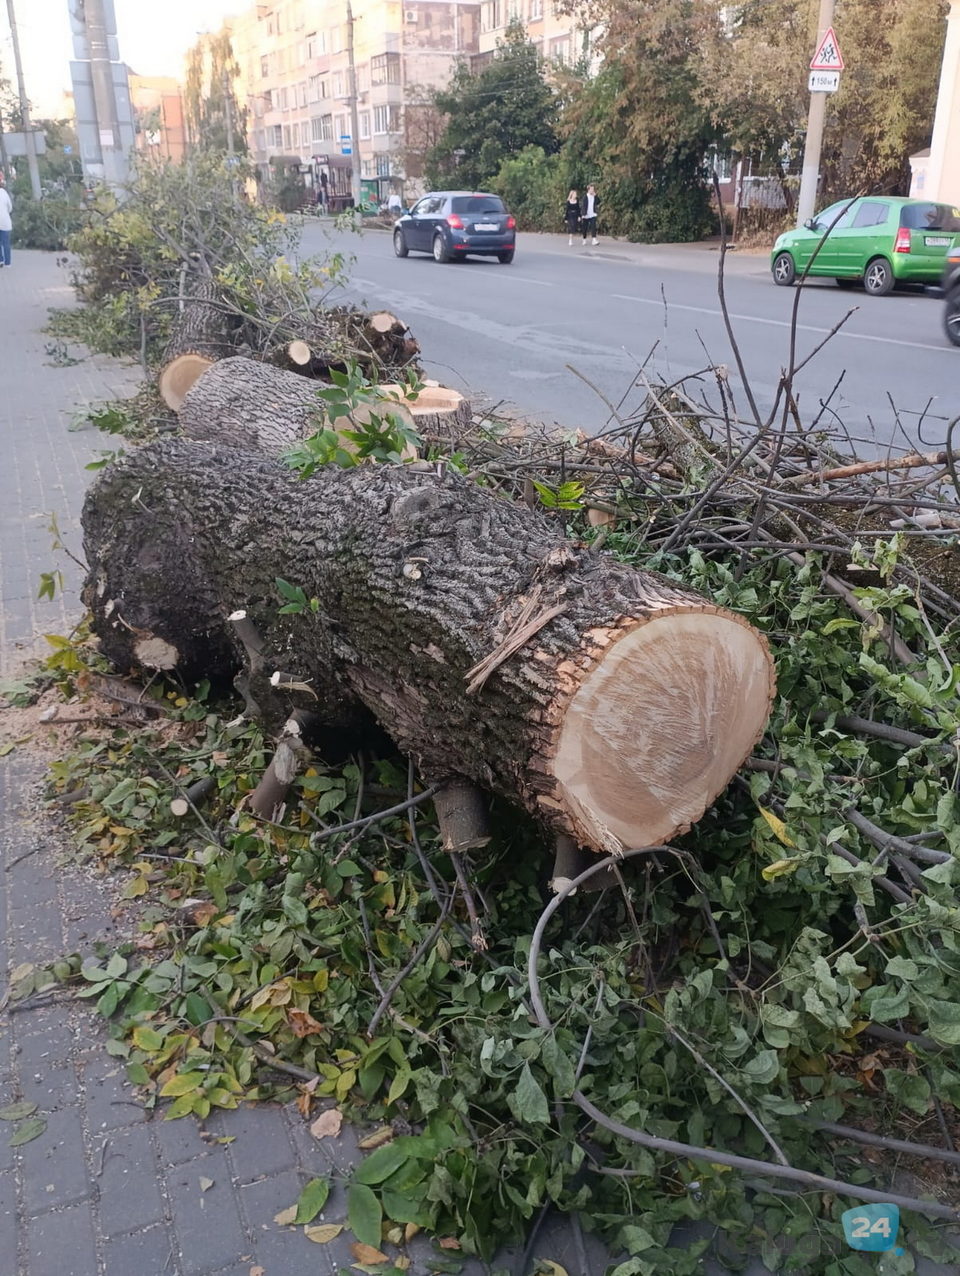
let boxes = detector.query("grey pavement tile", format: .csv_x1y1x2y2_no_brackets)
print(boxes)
215,1104,297,1183
26,1200,99,1276
16,1054,79,1111
79,1054,149,1133
152,1114,215,1167
20,1104,92,1215
166,1156,250,1276
249,1225,343,1276
102,1224,180,1276
0,1170,19,1275
96,1124,166,1238
238,1168,305,1237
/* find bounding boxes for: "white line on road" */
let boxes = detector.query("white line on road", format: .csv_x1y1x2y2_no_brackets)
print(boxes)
611,294,952,354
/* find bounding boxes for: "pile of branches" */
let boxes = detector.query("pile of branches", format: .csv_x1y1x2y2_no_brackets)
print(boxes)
48,155,420,405
27,221,960,1268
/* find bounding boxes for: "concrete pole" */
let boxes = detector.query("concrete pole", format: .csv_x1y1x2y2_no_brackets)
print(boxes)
346,0,362,209
796,0,835,227
0,102,11,181
5,0,41,199
84,0,125,185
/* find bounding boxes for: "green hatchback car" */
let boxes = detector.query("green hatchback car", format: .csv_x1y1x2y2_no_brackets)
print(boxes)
771,197,960,295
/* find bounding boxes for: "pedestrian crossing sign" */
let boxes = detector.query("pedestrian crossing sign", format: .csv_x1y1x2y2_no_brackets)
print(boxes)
810,27,844,71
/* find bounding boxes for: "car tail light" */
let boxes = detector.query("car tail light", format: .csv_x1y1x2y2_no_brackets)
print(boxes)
447,214,464,229
506,216,516,230
894,227,912,253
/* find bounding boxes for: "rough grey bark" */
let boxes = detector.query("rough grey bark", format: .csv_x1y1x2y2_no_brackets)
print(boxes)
81,440,775,853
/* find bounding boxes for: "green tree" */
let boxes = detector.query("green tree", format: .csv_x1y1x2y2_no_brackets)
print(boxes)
183,29,248,157
428,23,558,189
559,0,722,241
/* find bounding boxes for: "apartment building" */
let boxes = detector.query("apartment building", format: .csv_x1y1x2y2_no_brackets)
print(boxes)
476,0,594,71
128,75,188,164
228,0,480,205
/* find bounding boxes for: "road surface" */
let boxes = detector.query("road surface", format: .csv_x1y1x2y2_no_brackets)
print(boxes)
300,221,958,452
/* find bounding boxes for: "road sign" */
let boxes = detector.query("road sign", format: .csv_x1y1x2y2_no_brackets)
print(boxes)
810,26,844,71
340,144,352,155
809,70,840,93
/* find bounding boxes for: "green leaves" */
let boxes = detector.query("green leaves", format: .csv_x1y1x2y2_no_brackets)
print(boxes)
511,1061,550,1126
294,1177,330,1224
354,1141,411,1185
8,1117,47,1147
347,1183,383,1248
0,1102,38,1121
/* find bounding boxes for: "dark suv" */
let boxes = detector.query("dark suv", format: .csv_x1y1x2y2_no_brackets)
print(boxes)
393,191,516,264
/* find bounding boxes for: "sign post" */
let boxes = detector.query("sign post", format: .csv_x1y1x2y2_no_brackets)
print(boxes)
796,1,842,227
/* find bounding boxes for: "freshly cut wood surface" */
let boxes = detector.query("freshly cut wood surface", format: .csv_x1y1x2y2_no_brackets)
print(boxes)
82,440,775,855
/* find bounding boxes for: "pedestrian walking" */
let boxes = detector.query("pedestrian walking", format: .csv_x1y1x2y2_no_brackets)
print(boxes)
580,183,600,247
0,178,12,268
564,188,580,246
387,188,402,218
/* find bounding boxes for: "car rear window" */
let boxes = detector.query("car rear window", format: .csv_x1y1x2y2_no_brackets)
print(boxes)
450,196,505,213
900,202,960,231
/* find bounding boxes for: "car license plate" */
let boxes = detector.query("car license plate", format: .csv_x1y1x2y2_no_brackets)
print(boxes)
925,236,951,247
475,222,498,232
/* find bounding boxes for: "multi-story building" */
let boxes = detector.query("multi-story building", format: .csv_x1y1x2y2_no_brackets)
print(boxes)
476,0,595,72
128,75,187,164
226,0,480,206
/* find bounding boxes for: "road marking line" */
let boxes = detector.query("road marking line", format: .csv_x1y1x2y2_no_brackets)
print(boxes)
611,294,951,354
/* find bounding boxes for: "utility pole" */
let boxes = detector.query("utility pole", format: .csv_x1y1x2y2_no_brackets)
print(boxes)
796,0,836,227
0,102,11,182
5,0,41,198
345,0,362,210
83,0,127,186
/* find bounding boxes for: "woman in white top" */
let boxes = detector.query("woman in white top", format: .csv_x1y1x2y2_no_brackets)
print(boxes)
0,180,12,267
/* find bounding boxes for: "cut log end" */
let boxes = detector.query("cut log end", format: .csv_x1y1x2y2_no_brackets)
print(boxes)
550,610,775,852
159,353,216,411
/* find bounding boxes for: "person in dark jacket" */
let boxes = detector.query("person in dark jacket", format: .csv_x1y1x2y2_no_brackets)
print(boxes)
564,189,580,246
580,184,600,246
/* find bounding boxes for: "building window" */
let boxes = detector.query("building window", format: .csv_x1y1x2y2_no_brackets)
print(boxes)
359,111,371,139
322,114,333,140
283,125,292,150
507,0,520,18
373,105,399,134
260,54,269,78
272,125,283,148
529,0,542,16
311,116,323,141
307,30,327,57
549,36,570,64
335,113,347,139
375,154,391,177
331,26,342,53
298,81,308,107
333,72,345,98
371,53,401,86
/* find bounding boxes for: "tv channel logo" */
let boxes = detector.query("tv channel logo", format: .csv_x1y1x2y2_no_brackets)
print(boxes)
841,1203,902,1254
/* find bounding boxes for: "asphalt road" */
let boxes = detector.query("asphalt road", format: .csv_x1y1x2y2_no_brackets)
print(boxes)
300,220,959,452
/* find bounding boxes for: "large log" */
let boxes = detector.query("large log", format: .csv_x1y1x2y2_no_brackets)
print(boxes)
158,277,237,411
81,440,775,854
179,357,467,454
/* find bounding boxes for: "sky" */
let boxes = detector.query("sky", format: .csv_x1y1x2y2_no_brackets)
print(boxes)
2,0,244,117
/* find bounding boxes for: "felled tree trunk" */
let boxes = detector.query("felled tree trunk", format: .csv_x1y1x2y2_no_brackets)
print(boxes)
82,440,775,854
158,277,236,411
179,357,464,455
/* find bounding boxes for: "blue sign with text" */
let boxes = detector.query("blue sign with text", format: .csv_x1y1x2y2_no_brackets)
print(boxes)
841,1203,900,1253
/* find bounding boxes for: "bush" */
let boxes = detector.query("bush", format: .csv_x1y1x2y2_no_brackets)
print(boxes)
12,191,88,251
492,145,566,232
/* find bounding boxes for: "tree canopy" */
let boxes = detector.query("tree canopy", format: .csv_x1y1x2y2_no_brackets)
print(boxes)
428,23,559,190
183,30,248,157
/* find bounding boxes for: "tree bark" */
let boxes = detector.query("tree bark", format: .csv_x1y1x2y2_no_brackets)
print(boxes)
81,440,775,855
180,356,455,458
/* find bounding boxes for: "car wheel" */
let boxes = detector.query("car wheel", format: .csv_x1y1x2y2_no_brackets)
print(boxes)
772,252,796,286
944,294,960,347
432,233,450,263
864,257,894,296
498,250,514,264
835,276,857,289
393,229,408,258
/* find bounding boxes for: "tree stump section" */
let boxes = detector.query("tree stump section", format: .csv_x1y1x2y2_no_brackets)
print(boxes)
180,357,465,456
82,440,775,854
158,277,236,411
